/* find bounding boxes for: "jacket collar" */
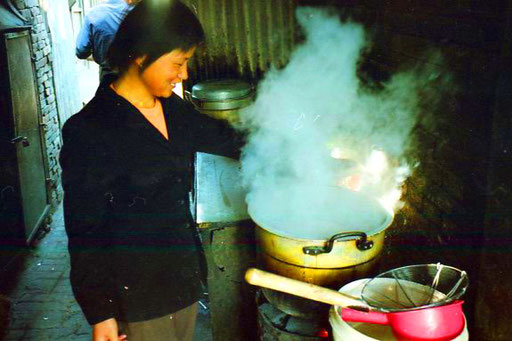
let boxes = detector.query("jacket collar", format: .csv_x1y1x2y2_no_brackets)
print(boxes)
95,77,176,154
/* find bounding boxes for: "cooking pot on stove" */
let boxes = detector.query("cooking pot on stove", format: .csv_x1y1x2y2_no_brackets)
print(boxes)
249,185,393,318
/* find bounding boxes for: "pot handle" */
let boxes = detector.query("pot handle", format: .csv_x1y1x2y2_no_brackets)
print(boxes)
245,268,368,309
341,307,389,325
303,232,374,255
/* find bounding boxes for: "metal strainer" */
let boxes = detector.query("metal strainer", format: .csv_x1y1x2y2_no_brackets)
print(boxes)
361,263,469,312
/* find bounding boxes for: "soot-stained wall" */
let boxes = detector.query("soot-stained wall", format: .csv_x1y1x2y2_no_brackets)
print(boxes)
474,1,512,338
189,0,511,339
295,1,509,340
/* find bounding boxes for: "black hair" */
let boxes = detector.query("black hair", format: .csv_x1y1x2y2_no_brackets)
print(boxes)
108,0,204,73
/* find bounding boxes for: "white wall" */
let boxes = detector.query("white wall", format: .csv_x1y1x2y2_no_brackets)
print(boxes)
43,0,82,123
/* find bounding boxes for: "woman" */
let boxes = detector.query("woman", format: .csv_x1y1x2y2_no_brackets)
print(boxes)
60,1,242,340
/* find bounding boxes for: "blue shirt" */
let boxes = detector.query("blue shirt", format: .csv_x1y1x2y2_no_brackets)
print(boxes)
75,0,134,77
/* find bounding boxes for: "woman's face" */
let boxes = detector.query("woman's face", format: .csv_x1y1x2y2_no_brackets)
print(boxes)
140,47,196,98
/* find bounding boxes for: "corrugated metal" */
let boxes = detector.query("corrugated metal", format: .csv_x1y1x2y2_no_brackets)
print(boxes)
182,0,297,85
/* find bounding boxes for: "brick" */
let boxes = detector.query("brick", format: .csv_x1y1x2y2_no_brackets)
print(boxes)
41,64,50,74
14,0,26,10
30,6,40,16
32,33,40,44
48,122,57,133
34,50,43,61
47,93,55,102
35,57,47,69
19,9,31,20
46,132,56,143
39,73,48,83
39,31,49,42
33,23,43,33
26,0,38,8
47,104,57,114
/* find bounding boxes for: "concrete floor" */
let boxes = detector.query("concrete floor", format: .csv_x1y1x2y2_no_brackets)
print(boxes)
0,204,213,341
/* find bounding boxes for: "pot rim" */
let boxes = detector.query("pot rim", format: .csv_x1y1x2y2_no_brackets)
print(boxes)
249,206,394,242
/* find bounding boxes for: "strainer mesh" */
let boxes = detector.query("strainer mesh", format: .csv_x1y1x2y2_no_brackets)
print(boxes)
361,263,468,312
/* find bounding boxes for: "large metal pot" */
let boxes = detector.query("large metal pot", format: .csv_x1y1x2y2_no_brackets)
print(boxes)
249,190,393,318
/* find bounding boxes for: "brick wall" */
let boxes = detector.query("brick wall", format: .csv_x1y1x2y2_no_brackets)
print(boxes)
13,0,63,211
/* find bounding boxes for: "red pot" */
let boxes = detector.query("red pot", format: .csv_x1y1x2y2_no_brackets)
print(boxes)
341,300,465,341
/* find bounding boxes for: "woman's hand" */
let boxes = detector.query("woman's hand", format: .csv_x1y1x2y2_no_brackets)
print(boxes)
92,318,127,341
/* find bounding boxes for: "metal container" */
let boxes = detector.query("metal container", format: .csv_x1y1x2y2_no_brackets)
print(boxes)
189,79,254,123
249,193,393,318
193,152,255,341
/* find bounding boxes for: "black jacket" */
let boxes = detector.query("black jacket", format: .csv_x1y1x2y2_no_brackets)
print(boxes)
59,81,242,325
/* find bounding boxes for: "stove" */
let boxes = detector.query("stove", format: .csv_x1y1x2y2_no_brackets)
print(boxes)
256,290,332,341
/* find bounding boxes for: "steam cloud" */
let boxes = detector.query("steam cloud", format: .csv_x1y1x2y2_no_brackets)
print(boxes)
237,7,445,239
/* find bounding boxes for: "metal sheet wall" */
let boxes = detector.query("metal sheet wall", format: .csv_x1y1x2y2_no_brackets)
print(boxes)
182,0,297,86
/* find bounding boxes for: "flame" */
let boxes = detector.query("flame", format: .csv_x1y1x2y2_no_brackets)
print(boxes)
332,147,410,215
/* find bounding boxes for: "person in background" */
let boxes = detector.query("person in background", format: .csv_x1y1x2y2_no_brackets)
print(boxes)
75,0,140,80
61,1,243,340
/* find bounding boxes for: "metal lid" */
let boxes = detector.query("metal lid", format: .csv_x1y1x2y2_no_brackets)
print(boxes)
191,79,253,102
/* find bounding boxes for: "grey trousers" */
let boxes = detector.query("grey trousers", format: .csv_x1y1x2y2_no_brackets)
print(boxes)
118,302,198,341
